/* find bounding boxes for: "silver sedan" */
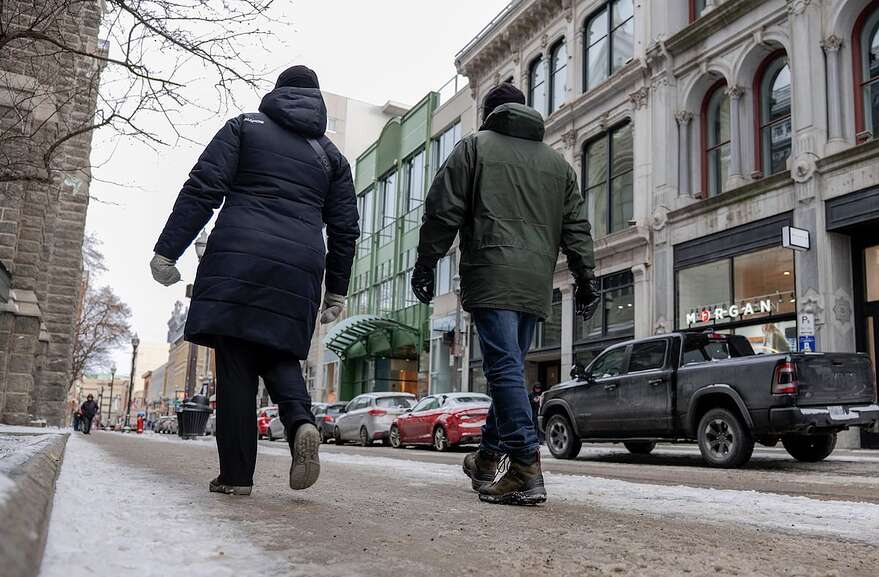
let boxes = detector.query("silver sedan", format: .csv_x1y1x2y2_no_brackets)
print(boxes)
333,393,416,446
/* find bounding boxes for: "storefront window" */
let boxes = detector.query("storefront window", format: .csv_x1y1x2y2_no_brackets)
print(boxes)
534,289,562,349
678,246,795,329
576,270,635,341
866,246,879,302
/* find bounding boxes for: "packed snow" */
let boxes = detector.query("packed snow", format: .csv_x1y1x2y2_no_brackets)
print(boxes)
39,434,295,577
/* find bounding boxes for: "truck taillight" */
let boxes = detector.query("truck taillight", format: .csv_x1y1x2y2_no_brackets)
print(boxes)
773,361,799,395
367,408,387,416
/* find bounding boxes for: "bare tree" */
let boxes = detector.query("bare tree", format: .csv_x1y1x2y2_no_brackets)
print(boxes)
0,0,279,186
69,234,131,389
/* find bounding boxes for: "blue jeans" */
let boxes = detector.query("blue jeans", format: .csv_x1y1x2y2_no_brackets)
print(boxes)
472,308,539,459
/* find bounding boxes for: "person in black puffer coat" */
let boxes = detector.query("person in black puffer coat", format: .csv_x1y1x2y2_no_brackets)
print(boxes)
150,66,359,496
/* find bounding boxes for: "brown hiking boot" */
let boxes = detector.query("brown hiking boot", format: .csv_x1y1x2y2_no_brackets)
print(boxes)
478,452,546,506
462,449,502,491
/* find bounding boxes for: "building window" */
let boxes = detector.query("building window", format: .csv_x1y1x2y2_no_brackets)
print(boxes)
436,254,456,296
690,0,706,22
677,246,796,345
404,150,425,213
756,53,792,176
378,172,396,246
855,6,879,139
583,121,634,239
400,249,419,308
359,188,375,235
550,39,567,114
584,0,634,92
432,121,462,174
702,81,730,197
534,289,563,349
528,55,547,115
327,117,338,133
575,270,635,342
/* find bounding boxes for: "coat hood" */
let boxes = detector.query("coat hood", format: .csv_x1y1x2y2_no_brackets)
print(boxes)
259,87,327,138
480,103,545,141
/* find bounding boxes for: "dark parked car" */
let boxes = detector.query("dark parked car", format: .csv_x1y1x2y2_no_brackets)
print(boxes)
539,332,879,468
314,402,347,443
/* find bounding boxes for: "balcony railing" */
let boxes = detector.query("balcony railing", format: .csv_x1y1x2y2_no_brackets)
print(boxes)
403,206,424,233
377,222,395,246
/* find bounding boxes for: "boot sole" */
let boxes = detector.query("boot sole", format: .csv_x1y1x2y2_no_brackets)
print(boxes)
290,425,321,490
478,488,547,506
209,483,252,496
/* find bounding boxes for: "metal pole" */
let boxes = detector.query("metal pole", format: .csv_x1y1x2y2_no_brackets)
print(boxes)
125,336,139,427
108,373,115,425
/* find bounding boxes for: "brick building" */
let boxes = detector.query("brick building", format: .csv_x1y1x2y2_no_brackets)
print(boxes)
0,0,103,424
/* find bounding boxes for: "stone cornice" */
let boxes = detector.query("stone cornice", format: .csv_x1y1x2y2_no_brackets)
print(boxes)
593,225,651,262
665,0,777,56
816,138,879,177
668,171,793,224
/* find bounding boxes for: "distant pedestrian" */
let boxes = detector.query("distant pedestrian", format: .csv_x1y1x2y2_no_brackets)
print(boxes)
529,384,544,444
80,395,99,435
414,83,598,505
72,410,81,432
151,65,359,496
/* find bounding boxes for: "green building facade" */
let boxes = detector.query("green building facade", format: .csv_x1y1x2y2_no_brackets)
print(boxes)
326,91,458,401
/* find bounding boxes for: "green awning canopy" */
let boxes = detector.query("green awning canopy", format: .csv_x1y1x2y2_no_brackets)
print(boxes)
323,314,420,360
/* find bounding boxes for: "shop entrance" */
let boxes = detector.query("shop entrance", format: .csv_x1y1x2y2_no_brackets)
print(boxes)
855,238,879,448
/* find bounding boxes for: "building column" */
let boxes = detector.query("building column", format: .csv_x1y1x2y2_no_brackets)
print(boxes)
560,283,575,373
822,35,846,153
726,86,746,190
632,264,651,337
675,112,693,197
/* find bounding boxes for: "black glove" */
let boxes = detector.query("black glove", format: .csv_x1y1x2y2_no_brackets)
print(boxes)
411,261,435,304
575,277,600,321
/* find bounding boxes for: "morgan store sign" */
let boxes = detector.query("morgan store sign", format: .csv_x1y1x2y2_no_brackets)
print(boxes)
686,300,773,326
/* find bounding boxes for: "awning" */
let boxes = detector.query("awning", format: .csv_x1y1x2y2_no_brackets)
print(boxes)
323,314,420,360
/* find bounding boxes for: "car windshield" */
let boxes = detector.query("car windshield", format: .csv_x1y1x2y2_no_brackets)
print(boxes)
375,396,415,409
448,395,491,405
326,405,345,415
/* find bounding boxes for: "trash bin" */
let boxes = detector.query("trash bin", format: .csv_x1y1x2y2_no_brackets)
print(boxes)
177,394,213,439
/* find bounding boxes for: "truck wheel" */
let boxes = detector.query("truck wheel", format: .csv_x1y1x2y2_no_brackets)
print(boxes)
782,432,837,462
624,441,656,455
546,414,582,460
697,408,754,468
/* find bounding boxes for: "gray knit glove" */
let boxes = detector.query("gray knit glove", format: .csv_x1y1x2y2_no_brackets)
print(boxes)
320,292,345,324
150,253,181,286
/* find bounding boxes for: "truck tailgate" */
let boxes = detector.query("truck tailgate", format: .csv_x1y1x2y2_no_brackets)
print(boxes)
794,354,875,406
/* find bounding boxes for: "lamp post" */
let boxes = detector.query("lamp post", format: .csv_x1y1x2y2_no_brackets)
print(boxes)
107,364,116,426
125,333,140,428
194,229,208,261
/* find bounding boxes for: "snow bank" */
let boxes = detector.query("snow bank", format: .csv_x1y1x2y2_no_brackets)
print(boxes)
303,450,879,544
0,432,64,507
40,435,294,577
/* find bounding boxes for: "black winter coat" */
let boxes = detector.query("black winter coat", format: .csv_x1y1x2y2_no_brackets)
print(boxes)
154,87,360,358
80,400,99,418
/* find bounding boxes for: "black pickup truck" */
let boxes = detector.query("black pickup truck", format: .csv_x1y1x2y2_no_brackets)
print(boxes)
538,332,879,468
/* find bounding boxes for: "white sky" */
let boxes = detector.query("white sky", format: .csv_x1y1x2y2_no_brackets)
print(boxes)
90,1,510,370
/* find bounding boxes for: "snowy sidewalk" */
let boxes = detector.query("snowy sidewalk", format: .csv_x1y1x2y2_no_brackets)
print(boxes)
40,433,295,577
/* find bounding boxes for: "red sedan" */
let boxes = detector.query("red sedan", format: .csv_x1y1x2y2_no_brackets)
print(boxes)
389,393,491,451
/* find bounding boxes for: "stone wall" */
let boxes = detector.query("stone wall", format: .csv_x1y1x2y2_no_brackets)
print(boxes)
0,0,103,425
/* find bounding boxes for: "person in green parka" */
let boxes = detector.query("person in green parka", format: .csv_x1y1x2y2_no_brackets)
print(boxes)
412,83,598,505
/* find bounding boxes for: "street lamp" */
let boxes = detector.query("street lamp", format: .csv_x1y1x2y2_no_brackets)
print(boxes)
107,364,116,426
125,333,140,428
195,229,209,261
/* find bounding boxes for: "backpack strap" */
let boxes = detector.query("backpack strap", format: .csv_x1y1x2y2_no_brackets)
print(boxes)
307,138,332,179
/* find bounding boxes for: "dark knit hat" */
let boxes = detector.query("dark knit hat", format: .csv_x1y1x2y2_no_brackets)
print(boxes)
275,65,320,90
483,82,526,119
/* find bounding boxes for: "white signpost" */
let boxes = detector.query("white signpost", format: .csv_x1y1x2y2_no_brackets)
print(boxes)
782,226,811,251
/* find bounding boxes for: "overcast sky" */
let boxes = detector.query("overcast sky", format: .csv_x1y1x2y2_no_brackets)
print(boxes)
89,1,509,369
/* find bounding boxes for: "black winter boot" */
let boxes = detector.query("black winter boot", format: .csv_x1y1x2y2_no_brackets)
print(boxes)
478,451,546,505
209,477,253,496
462,449,502,491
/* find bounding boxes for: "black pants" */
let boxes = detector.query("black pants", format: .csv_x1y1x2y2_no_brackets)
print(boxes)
214,336,314,486
81,416,93,434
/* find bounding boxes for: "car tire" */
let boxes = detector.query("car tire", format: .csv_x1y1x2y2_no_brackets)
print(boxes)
697,407,754,468
433,427,449,452
546,413,582,460
389,425,403,448
623,441,656,455
334,426,343,445
359,427,371,447
319,429,328,444
782,432,837,462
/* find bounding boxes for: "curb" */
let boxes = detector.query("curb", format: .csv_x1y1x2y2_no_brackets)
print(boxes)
0,432,69,577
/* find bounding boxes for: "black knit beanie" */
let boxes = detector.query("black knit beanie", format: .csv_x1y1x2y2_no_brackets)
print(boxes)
275,65,320,90
483,82,526,119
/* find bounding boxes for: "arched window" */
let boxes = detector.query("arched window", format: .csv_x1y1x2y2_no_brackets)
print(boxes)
756,53,792,176
855,6,879,139
584,0,634,92
701,81,730,197
528,55,546,115
550,39,567,114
